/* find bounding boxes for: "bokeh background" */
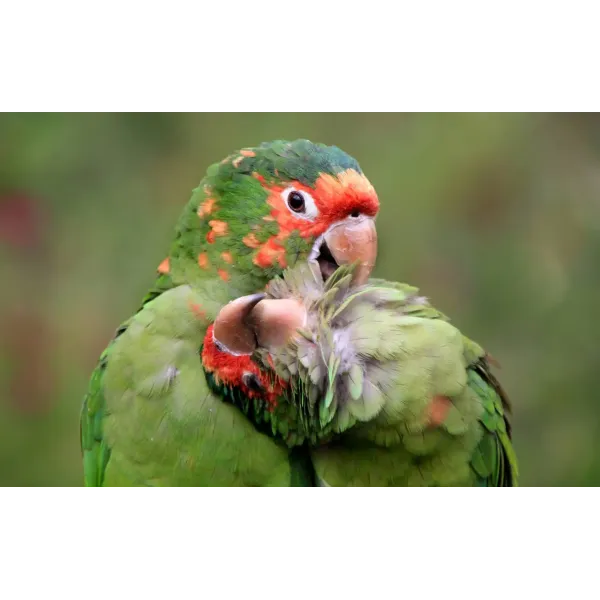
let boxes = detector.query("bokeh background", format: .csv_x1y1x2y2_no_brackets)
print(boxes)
1,113,599,486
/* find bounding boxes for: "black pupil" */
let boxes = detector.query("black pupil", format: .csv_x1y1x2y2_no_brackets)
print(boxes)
288,191,305,212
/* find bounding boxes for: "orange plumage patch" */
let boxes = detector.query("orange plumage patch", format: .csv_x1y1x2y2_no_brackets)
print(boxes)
209,220,228,237
206,231,216,244
240,150,256,157
325,169,379,215
198,197,216,218
221,251,233,264
157,257,170,274
218,269,230,282
242,233,261,248
198,253,210,269
188,301,207,321
201,324,286,408
254,238,287,268
427,395,452,428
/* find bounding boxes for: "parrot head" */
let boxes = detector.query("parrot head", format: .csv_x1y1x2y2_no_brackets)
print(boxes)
160,139,379,305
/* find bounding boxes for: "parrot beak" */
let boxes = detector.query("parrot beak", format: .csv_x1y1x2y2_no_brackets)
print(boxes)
248,299,307,352
213,295,306,355
212,293,265,355
312,216,378,287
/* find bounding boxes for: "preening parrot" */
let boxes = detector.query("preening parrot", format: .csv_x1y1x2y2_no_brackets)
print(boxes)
80,140,379,486
221,261,519,486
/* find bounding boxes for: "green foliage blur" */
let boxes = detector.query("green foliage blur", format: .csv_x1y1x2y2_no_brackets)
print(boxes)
1,113,599,486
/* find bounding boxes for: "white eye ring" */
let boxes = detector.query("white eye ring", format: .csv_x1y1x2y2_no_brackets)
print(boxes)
281,187,319,221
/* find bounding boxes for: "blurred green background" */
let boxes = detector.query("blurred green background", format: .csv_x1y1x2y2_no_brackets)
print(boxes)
1,113,599,486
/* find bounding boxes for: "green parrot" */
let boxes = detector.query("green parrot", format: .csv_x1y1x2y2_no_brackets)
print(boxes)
80,139,380,486
219,261,518,486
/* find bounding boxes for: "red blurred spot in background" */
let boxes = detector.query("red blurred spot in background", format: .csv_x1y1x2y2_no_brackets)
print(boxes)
0,193,45,250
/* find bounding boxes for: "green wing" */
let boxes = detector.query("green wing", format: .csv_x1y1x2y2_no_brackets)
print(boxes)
404,298,519,487
80,320,130,486
79,273,173,487
406,309,519,486
403,299,519,486
468,358,519,487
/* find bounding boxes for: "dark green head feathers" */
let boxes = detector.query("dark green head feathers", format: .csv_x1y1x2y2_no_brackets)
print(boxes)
215,139,363,187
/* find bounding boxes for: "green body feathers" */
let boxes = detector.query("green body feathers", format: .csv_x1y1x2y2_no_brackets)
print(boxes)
81,285,294,486
255,264,519,487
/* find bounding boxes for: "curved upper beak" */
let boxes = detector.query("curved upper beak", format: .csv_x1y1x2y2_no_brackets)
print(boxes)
212,294,307,355
322,217,377,286
212,293,265,355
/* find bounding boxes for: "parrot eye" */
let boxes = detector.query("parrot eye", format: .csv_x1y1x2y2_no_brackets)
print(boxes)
288,191,305,212
282,187,319,220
